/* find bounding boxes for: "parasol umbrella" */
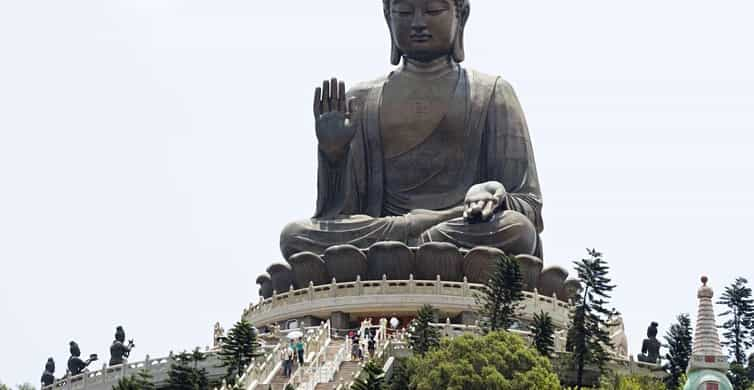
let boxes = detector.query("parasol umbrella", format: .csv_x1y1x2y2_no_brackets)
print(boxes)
287,330,304,339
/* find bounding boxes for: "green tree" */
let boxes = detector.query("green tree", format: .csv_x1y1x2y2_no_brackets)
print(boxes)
718,278,754,390
17,385,36,390
663,313,692,390
410,331,561,390
408,305,441,356
597,373,667,390
477,253,524,332
531,311,556,357
0,383,10,390
351,361,385,390
217,319,262,384
112,369,156,390
566,249,617,390
386,358,411,390
166,350,209,390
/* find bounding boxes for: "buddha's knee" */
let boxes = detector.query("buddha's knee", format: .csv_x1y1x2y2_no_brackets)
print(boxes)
498,210,538,255
279,220,311,259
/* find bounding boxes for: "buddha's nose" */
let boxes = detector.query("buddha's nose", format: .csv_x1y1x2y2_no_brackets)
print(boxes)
411,12,428,31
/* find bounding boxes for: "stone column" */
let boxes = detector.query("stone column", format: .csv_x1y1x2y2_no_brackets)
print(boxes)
330,311,350,331
458,311,479,325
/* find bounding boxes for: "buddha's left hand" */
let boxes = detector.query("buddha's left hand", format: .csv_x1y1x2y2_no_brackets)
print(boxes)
463,181,507,223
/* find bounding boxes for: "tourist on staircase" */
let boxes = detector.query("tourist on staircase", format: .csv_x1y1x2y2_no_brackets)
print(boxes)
281,341,294,378
296,338,305,366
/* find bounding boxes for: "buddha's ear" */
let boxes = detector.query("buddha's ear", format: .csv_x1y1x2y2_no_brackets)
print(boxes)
391,41,402,66
453,3,470,63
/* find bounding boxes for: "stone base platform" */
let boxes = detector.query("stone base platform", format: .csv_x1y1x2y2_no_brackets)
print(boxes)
244,276,573,332
256,242,581,305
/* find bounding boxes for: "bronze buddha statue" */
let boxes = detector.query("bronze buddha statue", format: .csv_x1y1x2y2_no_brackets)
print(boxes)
280,0,542,261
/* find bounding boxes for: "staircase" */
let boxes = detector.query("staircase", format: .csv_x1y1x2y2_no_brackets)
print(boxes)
267,364,300,390
313,360,361,390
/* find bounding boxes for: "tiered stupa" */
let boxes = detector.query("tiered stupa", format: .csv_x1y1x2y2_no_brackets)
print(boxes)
683,276,733,390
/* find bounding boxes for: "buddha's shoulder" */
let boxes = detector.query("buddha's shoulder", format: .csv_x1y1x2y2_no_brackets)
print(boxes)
464,67,517,90
346,75,390,99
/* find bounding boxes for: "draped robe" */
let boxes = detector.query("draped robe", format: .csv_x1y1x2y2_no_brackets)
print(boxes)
280,66,543,259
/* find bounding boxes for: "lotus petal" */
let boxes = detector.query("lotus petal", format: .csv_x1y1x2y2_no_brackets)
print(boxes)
323,244,368,282
366,241,414,280
288,252,330,287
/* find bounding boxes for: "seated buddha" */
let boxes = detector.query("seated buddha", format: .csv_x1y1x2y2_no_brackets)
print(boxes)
280,0,543,263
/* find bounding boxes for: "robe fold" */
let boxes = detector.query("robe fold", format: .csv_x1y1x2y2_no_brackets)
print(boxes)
313,67,543,233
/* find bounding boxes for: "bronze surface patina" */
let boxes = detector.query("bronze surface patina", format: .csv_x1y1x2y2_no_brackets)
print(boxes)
280,0,543,261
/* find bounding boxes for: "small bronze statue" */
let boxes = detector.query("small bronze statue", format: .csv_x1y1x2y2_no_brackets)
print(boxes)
637,322,662,364
40,357,55,387
109,326,135,366
213,322,225,348
280,0,543,260
67,341,97,376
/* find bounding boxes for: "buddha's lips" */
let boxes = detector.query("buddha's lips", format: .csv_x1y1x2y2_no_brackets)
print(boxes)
410,34,432,42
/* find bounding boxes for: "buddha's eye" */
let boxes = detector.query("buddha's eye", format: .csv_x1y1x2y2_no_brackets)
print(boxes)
392,7,413,17
426,1,450,15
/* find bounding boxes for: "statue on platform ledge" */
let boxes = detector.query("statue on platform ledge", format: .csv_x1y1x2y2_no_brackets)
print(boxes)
67,341,97,375
637,321,662,364
109,326,135,366
280,0,543,260
213,322,225,348
40,357,55,387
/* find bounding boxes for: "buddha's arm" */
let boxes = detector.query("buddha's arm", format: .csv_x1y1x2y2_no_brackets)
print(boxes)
484,78,544,233
314,145,360,219
312,80,363,219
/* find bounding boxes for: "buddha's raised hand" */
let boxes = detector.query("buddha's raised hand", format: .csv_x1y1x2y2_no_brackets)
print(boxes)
464,181,507,223
314,78,355,160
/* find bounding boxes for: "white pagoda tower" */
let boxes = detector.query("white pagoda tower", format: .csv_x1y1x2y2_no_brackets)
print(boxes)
683,276,733,390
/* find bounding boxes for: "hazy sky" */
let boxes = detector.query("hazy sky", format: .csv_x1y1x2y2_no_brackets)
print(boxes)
1,0,753,385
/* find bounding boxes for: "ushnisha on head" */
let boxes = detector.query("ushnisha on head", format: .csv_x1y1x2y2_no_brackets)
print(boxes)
383,0,470,65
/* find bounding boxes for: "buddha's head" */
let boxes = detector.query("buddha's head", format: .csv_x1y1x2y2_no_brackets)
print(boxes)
69,341,81,357
383,0,470,65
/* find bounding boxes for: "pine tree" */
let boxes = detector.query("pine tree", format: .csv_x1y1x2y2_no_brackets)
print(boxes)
166,350,209,390
218,319,262,383
408,305,441,356
718,277,754,364
566,248,617,390
663,313,692,390
112,369,156,390
350,361,385,390
477,253,524,332
717,277,754,390
531,310,556,357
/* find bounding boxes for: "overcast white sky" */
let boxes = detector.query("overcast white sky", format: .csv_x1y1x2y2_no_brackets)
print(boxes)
1,0,754,385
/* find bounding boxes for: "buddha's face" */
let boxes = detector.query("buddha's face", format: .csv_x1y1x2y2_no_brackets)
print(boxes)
389,0,458,62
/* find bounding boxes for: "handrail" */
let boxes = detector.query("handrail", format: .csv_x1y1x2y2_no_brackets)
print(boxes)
42,350,215,390
214,321,331,390
285,321,332,389
244,277,572,327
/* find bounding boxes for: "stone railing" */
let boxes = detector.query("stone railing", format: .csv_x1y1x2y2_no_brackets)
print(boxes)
295,321,363,390
215,321,331,390
42,349,223,390
284,321,333,389
244,276,573,328
335,321,391,390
